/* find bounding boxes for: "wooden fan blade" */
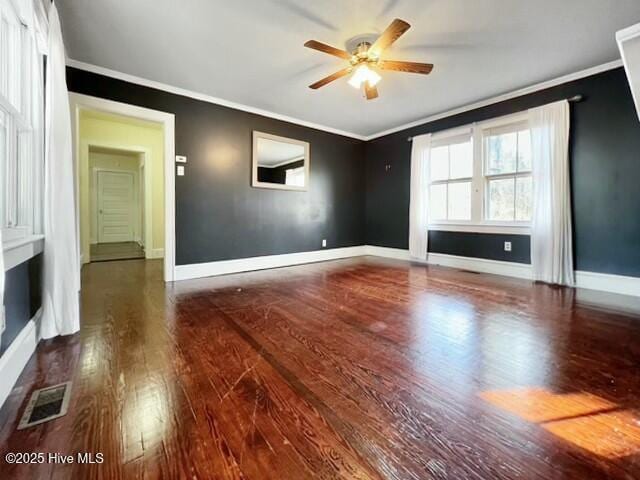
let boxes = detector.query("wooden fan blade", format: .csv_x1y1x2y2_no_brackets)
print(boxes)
364,82,378,100
309,67,352,89
369,19,411,56
378,60,434,75
304,40,351,60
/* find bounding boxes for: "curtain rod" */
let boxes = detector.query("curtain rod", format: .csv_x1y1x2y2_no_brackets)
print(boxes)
406,94,583,142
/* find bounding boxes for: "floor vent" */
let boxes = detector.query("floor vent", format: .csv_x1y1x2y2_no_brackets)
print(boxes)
18,382,72,430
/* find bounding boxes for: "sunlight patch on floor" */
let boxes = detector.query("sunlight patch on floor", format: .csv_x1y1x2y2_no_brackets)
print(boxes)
544,409,640,458
480,387,640,458
479,387,617,423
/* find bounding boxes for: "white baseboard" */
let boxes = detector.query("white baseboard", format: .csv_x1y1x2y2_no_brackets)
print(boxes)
147,248,165,259
0,308,42,409
365,245,640,298
173,244,640,298
574,270,640,298
364,246,532,279
174,246,367,281
428,252,533,280
363,245,415,262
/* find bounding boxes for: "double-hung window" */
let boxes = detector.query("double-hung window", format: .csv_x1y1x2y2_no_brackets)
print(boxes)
428,129,473,222
285,166,305,187
426,112,533,233
0,0,44,245
483,120,532,222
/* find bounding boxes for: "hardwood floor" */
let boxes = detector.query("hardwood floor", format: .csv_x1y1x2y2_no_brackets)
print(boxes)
90,242,145,262
1,256,640,479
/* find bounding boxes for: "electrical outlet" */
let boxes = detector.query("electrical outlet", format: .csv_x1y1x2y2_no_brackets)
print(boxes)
322,239,327,248
177,165,185,176
504,241,512,252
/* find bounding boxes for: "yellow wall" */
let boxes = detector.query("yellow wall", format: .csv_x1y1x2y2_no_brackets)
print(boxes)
79,110,164,263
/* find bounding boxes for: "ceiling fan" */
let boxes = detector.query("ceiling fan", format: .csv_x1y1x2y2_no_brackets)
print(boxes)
304,18,433,100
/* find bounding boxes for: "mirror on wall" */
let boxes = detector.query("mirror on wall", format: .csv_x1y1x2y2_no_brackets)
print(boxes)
252,131,310,190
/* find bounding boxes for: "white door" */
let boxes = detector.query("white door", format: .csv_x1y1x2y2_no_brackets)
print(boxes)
97,171,135,243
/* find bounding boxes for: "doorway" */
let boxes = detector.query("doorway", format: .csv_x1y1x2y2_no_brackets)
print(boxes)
70,93,176,281
87,147,147,262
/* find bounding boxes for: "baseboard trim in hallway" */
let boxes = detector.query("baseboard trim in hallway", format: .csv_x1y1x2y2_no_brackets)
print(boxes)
90,242,145,262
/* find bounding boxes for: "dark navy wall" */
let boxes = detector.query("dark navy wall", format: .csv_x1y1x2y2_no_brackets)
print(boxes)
429,231,531,264
1,255,42,357
67,66,640,277
365,68,640,277
66,67,366,266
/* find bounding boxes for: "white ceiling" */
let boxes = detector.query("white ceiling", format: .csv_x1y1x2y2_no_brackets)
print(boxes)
256,138,305,167
57,0,640,137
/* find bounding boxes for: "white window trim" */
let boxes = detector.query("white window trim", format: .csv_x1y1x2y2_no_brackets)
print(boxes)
427,111,533,235
1,0,45,265
3,233,43,271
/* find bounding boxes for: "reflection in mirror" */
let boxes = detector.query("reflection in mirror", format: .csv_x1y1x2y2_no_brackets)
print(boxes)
252,132,309,190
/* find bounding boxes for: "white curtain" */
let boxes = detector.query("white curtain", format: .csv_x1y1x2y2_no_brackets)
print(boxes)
529,100,574,286
408,134,432,260
40,2,80,339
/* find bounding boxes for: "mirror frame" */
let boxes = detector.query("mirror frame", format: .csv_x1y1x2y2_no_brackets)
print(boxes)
251,131,310,191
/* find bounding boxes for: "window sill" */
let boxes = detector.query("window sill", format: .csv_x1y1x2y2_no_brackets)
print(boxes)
3,234,44,271
428,223,531,235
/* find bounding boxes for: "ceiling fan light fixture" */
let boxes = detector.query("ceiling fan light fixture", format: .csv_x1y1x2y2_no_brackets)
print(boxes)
305,19,432,99
348,64,381,89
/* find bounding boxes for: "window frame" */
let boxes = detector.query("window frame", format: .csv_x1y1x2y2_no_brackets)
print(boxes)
427,111,532,235
481,115,533,226
427,127,474,224
0,0,43,249
285,165,305,187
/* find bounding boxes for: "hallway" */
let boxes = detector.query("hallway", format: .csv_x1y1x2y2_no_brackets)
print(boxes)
90,242,145,262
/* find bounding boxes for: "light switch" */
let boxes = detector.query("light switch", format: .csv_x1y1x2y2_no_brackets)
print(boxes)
176,155,187,163
177,165,185,176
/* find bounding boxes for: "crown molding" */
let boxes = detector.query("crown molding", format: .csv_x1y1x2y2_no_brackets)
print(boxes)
616,23,640,43
67,58,623,143
364,59,623,141
616,23,640,122
65,59,368,141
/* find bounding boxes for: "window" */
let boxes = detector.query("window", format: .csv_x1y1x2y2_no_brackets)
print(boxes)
426,113,533,233
428,133,473,222
285,166,305,187
0,0,44,244
483,123,532,222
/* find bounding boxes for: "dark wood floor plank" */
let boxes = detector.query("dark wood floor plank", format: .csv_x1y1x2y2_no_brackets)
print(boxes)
2,257,640,479
217,300,539,479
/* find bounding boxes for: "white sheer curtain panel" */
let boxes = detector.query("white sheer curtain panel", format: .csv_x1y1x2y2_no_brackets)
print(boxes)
529,100,574,286
40,2,80,339
408,133,432,260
